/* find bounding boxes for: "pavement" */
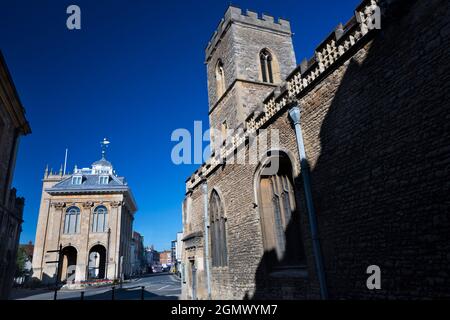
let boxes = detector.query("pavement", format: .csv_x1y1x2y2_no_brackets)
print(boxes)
10,272,181,300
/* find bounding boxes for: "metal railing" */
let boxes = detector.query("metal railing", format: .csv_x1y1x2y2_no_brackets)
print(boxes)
52,285,147,300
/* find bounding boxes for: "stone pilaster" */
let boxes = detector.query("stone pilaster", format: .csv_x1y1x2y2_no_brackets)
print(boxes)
75,201,93,282
110,201,123,279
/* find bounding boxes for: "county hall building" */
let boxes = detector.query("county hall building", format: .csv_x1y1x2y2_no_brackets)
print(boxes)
32,150,137,286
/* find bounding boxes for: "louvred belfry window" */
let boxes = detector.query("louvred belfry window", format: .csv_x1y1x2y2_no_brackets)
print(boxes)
260,49,274,84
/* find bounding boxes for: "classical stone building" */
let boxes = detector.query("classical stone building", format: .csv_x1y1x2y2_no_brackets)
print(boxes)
182,0,450,299
0,52,31,299
32,153,137,285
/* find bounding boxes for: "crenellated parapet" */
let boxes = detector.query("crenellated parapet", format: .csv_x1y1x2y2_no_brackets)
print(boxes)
205,6,292,62
188,0,383,192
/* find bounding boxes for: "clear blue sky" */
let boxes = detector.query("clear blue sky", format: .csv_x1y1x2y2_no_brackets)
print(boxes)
1,0,360,251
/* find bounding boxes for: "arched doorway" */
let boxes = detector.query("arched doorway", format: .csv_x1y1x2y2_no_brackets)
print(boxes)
88,245,107,279
58,246,77,283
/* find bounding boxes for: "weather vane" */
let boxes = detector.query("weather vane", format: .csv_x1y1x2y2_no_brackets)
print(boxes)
100,138,110,158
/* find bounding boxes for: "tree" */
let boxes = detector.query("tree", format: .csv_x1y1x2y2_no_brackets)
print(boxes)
15,247,28,278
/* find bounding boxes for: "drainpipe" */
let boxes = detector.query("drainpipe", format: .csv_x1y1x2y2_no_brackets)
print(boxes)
201,181,212,300
288,103,328,300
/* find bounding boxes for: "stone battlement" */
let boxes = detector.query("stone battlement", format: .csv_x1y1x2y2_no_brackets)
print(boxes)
190,0,382,191
205,6,292,62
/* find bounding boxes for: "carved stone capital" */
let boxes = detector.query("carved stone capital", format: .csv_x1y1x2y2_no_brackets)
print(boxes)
82,202,94,209
51,202,66,209
110,201,123,208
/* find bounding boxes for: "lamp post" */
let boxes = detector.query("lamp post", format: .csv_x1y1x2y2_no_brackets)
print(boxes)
288,102,328,300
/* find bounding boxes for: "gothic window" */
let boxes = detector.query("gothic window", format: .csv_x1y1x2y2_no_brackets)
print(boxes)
260,49,274,84
258,154,306,269
209,190,228,267
64,206,80,234
215,59,226,99
92,205,108,233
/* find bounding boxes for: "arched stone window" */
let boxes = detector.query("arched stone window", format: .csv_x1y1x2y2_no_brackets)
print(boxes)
92,205,108,233
209,190,228,267
64,206,80,234
215,59,226,98
259,49,280,84
257,153,306,269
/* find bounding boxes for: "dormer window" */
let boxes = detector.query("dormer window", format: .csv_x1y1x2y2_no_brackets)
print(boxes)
72,176,82,185
99,176,109,185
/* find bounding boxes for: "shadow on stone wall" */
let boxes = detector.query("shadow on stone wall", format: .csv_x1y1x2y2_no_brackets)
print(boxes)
248,0,450,299
311,0,449,299
245,206,313,300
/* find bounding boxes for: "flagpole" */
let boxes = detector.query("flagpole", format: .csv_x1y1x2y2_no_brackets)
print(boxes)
63,148,68,175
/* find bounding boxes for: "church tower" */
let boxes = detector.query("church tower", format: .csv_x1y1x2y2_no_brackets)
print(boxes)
206,6,297,134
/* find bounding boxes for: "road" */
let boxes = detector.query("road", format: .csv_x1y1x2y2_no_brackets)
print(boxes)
11,273,180,300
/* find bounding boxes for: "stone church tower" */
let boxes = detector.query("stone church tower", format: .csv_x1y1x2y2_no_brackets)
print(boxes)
206,6,296,134
32,148,137,286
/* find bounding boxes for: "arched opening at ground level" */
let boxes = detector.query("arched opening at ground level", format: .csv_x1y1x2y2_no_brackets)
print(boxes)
88,245,107,280
58,246,77,283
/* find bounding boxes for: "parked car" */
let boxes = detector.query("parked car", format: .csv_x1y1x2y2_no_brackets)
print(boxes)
152,265,162,273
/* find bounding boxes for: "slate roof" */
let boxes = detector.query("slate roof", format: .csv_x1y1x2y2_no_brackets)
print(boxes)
46,172,138,212
45,156,138,211
46,174,128,193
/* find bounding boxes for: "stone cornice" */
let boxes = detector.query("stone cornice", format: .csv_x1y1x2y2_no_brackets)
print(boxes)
209,78,278,115
0,51,31,135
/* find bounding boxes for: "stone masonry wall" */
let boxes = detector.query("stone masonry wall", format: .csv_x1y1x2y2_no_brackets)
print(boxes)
298,0,450,298
0,99,16,204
